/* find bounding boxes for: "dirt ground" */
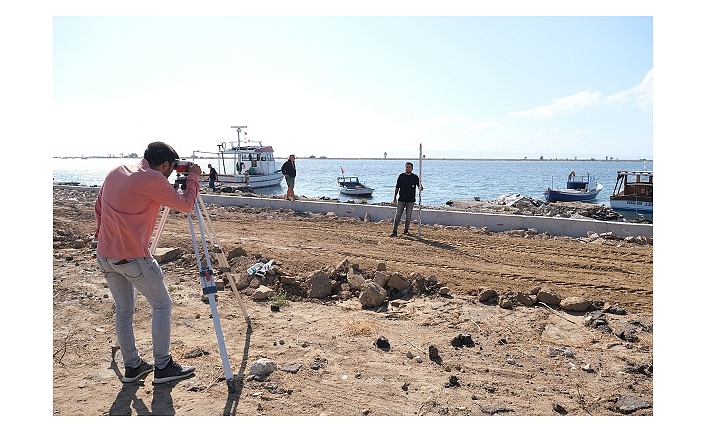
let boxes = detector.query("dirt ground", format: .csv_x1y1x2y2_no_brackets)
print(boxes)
52,187,653,418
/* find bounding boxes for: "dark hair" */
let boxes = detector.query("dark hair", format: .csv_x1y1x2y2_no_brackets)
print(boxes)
144,142,179,167
406,162,414,168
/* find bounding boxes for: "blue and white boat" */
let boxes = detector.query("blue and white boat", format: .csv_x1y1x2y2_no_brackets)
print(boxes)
543,172,603,203
337,176,374,197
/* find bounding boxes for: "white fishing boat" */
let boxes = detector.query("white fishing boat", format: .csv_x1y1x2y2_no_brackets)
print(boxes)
609,170,653,217
337,176,375,197
191,126,284,190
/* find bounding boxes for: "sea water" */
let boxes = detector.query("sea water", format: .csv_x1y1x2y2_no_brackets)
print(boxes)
53,157,653,208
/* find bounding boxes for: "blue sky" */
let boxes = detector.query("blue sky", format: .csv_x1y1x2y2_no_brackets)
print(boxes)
51,13,654,160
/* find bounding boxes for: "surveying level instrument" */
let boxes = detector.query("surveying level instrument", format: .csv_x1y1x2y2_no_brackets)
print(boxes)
149,171,251,393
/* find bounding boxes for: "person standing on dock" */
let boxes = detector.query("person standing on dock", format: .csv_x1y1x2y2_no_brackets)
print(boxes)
207,164,218,192
281,154,297,201
391,161,423,237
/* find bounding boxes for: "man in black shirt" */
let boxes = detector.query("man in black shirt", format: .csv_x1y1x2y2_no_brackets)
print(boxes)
281,154,297,201
391,162,423,236
207,164,218,192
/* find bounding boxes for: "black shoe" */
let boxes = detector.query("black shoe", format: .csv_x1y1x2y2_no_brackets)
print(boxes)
403,230,411,235
389,232,397,237
122,359,154,383
153,357,195,384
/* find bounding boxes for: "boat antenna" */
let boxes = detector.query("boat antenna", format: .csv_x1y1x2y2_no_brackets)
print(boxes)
230,126,247,149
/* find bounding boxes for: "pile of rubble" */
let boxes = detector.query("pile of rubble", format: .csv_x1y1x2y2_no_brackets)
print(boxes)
444,194,629,222
227,257,444,309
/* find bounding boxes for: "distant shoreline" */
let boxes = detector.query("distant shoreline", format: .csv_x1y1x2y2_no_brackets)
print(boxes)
54,156,653,163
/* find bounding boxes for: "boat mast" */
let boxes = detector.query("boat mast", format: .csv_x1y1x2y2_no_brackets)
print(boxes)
230,126,247,150
231,125,247,174
217,142,227,173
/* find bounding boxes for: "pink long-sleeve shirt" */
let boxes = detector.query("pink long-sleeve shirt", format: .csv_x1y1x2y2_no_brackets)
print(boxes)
94,159,200,260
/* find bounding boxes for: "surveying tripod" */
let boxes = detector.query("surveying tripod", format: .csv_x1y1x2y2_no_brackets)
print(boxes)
149,175,251,393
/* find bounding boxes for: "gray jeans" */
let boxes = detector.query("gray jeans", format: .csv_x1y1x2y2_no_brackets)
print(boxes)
393,201,415,233
96,254,173,369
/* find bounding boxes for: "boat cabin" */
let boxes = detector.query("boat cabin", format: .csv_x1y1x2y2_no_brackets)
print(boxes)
338,176,363,188
611,171,653,198
566,174,595,191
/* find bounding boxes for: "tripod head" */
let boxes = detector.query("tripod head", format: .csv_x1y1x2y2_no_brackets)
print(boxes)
173,174,188,190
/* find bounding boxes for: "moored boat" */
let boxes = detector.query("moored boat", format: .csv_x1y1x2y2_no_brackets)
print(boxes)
337,176,374,197
543,172,603,202
191,126,284,190
609,170,653,216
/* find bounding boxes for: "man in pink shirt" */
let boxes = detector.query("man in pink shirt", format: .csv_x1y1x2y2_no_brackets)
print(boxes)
95,141,202,384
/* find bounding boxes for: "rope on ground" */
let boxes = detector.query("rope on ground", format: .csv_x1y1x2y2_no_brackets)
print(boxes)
538,301,577,325
405,338,426,353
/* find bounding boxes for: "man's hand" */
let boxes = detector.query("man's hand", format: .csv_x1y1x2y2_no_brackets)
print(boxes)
189,163,203,176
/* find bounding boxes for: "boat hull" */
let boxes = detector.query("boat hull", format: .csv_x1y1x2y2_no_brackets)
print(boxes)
609,197,653,213
337,175,374,197
201,173,283,189
543,174,603,203
339,187,375,197
543,184,603,202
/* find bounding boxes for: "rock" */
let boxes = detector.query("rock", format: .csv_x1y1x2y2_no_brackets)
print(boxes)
153,247,182,263
516,292,534,306
499,298,513,309
605,303,627,315
280,275,296,285
537,290,561,306
386,272,410,291
227,247,247,258
547,346,575,358
334,258,349,275
249,358,277,378
252,286,274,300
560,296,591,312
307,270,333,298
451,333,474,348
478,288,497,302
428,344,441,362
374,336,390,350
614,395,652,414
280,363,302,374
347,271,366,291
358,280,387,307
372,271,390,288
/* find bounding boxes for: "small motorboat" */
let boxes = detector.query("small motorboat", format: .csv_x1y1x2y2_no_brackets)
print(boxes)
337,176,374,197
543,172,603,202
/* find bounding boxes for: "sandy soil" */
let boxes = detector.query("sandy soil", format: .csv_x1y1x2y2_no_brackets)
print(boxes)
52,188,653,417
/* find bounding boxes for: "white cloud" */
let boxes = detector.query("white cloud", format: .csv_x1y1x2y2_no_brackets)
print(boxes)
606,69,653,112
509,68,653,122
508,90,602,120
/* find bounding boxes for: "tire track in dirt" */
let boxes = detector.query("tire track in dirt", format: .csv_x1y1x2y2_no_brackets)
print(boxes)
220,215,652,312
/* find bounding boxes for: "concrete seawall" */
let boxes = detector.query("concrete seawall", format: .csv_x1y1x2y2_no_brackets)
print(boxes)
202,194,653,239
54,185,653,239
